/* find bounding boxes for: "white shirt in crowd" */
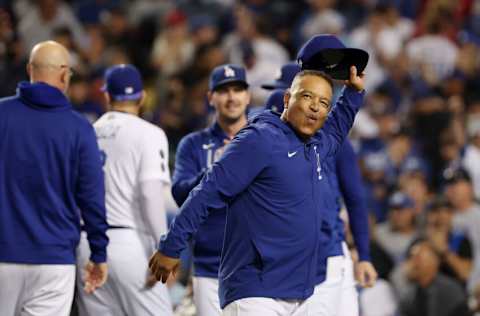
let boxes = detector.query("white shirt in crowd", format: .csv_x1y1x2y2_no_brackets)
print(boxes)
359,279,398,316
406,34,458,81
453,204,480,291
463,144,480,201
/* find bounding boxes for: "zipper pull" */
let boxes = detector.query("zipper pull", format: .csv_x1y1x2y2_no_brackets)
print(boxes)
314,145,322,180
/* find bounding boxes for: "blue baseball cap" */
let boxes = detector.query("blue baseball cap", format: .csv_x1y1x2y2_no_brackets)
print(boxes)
209,64,249,91
261,63,301,90
363,151,388,172
388,192,415,210
297,34,369,80
264,89,286,114
101,64,143,101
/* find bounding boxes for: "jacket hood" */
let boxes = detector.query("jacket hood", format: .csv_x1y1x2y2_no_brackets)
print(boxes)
208,121,229,140
17,81,71,110
250,110,291,133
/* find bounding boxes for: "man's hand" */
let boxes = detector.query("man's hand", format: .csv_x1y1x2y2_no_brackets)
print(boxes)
148,251,180,283
344,66,365,92
145,272,158,288
83,261,108,294
355,261,377,288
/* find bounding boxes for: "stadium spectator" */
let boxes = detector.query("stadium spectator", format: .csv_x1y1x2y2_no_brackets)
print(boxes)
376,192,418,263
445,168,480,290
399,238,471,316
425,196,473,286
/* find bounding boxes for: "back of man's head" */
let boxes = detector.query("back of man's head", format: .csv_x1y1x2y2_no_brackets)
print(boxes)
28,40,72,93
102,64,145,111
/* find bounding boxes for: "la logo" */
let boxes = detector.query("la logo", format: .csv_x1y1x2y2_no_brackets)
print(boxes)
224,66,235,78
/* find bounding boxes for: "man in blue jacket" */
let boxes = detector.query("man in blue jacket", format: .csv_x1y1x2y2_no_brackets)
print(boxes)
264,53,376,315
171,63,251,316
265,91,376,315
0,41,108,316
150,61,365,315
296,34,377,316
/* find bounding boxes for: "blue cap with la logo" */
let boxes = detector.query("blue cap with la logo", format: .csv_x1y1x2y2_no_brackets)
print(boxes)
101,64,143,101
209,64,249,91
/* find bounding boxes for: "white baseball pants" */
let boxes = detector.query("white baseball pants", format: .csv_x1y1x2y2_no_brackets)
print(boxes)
0,262,75,316
193,276,222,316
75,229,173,316
337,243,359,316
222,255,346,316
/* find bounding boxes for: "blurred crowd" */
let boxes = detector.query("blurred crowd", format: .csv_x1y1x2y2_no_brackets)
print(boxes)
3,0,480,315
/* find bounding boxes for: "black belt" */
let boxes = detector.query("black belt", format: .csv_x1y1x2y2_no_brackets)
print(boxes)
108,225,132,230
81,225,132,231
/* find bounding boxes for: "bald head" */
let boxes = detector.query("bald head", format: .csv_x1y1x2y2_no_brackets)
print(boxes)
27,41,72,93
29,41,69,66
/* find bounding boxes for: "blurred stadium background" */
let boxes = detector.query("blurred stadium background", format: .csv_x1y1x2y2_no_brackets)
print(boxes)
2,0,480,315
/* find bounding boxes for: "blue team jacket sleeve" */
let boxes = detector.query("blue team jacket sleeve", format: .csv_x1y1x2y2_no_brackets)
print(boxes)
318,86,365,157
75,124,109,263
159,126,272,258
336,140,371,261
172,136,205,206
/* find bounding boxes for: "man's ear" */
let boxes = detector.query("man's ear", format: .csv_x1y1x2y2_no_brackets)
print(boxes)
26,63,32,78
103,92,111,110
283,89,291,111
207,91,214,108
246,90,252,105
60,67,69,85
138,91,146,108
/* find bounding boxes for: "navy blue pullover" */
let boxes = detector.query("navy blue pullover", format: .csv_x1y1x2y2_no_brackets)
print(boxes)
0,82,108,264
172,122,229,277
316,139,370,272
332,139,370,261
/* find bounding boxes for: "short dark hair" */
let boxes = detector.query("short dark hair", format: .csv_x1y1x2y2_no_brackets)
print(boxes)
406,237,438,260
292,70,334,90
443,168,472,186
427,195,452,212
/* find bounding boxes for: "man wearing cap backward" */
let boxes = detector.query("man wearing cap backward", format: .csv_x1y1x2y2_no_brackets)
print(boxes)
171,63,251,316
76,64,174,316
0,40,108,316
150,34,367,315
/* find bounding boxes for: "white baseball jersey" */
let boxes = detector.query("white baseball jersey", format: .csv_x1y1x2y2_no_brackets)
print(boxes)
94,111,170,233
76,111,173,316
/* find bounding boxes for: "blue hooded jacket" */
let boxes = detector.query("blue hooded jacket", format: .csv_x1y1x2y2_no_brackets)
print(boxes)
331,140,370,261
0,81,108,264
160,86,364,307
314,139,370,284
262,89,371,266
